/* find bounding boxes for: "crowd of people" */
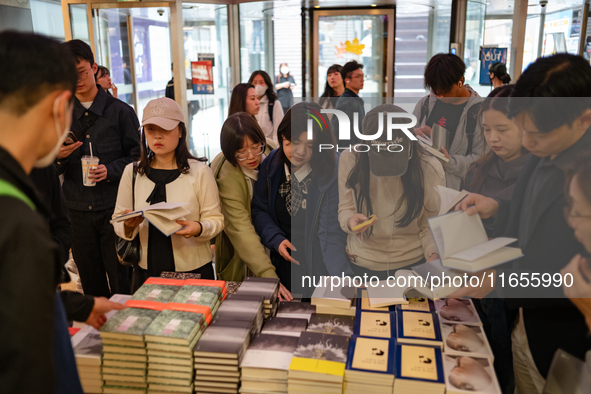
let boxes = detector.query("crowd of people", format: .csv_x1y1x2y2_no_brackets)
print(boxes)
1,30,591,394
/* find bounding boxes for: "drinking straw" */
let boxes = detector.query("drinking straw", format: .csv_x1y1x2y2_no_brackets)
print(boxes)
90,142,93,159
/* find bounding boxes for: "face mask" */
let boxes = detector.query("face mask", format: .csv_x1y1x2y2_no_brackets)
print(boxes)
254,84,268,97
281,67,290,75
35,94,72,168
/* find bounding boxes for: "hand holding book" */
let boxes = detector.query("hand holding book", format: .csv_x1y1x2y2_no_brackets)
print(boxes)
122,209,145,234
174,220,201,238
455,193,499,219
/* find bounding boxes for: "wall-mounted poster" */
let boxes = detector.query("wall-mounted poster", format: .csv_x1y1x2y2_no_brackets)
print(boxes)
479,47,507,85
191,60,214,94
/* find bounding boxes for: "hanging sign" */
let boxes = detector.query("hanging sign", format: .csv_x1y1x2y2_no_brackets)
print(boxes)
191,61,214,95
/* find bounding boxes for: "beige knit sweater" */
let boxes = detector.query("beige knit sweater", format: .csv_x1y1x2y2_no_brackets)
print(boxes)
338,151,445,271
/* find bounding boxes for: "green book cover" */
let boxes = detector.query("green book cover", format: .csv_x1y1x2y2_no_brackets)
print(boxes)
144,309,204,342
170,285,221,309
100,308,161,337
130,284,181,303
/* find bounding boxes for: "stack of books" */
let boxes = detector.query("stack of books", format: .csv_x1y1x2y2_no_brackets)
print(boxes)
72,327,103,393
240,333,299,393
288,331,350,394
393,343,445,394
170,281,224,316
344,336,396,394
215,294,265,336
192,320,252,393
353,310,396,340
235,277,280,319
442,354,501,394
276,301,316,321
144,304,212,394
72,294,130,394
99,303,163,394
396,309,443,348
311,280,356,316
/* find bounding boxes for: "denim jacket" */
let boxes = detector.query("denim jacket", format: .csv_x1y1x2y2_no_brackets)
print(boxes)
56,86,141,211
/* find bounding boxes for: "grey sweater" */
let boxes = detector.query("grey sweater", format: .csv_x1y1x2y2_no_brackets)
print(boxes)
412,85,484,190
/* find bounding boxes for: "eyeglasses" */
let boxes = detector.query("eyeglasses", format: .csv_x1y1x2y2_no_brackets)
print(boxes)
236,144,265,161
351,74,367,80
78,67,92,81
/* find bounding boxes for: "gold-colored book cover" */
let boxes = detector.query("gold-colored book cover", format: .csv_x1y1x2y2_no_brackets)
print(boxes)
351,337,389,372
400,345,438,381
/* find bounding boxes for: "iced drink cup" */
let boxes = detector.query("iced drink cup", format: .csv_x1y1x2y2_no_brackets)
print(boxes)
81,156,100,187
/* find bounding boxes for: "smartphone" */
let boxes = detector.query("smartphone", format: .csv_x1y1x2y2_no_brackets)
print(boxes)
64,132,78,146
352,214,377,231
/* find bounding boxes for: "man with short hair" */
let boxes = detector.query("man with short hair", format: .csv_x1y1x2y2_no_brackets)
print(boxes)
412,53,483,190
0,31,80,393
457,54,591,392
334,60,366,148
58,40,141,297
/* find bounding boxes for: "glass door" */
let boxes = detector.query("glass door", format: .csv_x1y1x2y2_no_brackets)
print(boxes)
95,7,172,122
312,8,394,98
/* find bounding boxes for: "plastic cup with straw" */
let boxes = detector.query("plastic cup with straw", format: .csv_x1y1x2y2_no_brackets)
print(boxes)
81,142,99,187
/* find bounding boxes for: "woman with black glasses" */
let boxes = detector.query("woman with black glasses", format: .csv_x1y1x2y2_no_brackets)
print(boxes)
212,112,292,300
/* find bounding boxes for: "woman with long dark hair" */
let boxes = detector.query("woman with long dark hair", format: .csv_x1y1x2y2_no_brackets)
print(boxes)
461,85,529,199
319,64,344,111
339,104,445,279
95,65,117,98
251,102,353,294
229,83,260,117
248,70,284,144
113,98,224,291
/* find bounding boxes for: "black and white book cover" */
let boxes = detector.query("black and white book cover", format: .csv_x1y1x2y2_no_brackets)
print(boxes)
241,333,299,370
293,331,349,363
277,302,316,321
237,277,279,300
261,317,308,337
193,324,250,356
307,313,355,337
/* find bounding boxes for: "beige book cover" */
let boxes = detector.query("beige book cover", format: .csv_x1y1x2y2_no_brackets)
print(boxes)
399,297,431,312
403,311,436,339
400,345,438,381
351,337,389,372
359,312,393,339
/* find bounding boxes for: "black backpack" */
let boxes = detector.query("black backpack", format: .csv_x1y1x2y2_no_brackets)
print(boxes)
419,98,481,156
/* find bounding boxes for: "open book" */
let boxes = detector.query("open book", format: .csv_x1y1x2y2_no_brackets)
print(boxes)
111,202,190,236
417,134,450,163
435,185,469,216
365,259,463,307
428,210,523,272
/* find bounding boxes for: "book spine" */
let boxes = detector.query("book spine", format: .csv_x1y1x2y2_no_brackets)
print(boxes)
125,300,166,311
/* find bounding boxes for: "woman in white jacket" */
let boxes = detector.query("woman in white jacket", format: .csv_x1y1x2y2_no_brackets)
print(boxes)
248,70,284,144
113,97,224,290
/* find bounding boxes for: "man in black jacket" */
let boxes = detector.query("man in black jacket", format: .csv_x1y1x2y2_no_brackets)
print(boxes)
334,60,365,148
57,40,141,298
0,31,79,394
31,165,124,327
457,54,591,392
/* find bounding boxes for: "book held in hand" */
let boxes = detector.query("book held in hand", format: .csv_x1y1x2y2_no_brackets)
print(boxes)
110,201,190,236
428,210,523,272
434,185,470,216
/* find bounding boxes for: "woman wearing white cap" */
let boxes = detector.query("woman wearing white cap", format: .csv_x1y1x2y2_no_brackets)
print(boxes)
113,97,224,290
338,104,445,279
